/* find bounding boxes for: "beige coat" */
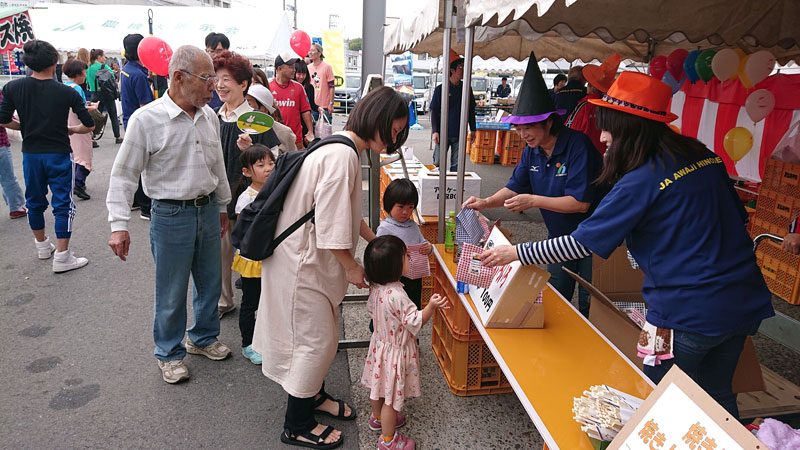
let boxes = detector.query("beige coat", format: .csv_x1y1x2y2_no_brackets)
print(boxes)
252,132,361,398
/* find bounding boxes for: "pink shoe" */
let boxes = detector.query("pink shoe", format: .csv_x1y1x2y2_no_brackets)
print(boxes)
369,412,406,431
377,432,415,450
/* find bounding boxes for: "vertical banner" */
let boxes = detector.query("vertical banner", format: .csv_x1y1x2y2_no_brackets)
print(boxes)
321,30,345,88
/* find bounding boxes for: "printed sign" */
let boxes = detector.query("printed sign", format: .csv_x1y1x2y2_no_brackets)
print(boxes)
610,366,765,450
0,11,34,53
321,30,345,89
237,111,274,134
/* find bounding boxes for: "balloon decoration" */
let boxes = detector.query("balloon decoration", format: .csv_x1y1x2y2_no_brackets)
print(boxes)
745,89,775,123
661,71,683,95
736,49,753,89
667,49,689,81
138,36,173,77
683,50,702,83
289,30,312,59
745,50,776,86
723,127,753,162
649,55,667,80
695,50,716,82
712,48,740,82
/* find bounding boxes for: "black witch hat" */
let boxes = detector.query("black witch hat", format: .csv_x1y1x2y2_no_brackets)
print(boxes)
502,51,565,124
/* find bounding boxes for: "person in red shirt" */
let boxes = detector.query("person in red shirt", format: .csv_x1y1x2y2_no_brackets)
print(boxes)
269,52,314,149
566,53,622,154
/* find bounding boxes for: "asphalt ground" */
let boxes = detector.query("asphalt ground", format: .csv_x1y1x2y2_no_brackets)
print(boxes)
1,112,797,450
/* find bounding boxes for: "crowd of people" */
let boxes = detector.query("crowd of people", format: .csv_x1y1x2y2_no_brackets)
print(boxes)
1,33,799,450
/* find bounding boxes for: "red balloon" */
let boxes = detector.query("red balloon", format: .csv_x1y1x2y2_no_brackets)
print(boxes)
649,55,668,80
667,49,689,81
138,36,173,77
290,30,312,59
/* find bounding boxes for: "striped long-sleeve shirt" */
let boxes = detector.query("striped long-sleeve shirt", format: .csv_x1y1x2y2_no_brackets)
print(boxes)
791,215,800,233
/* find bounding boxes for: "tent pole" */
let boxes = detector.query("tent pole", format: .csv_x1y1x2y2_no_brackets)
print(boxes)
362,0,386,231
438,0,453,243
456,25,474,213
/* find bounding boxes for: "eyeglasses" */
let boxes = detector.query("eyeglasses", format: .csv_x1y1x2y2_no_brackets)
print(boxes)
181,70,218,85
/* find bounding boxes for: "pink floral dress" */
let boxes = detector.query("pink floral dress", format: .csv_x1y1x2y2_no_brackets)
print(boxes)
360,282,423,410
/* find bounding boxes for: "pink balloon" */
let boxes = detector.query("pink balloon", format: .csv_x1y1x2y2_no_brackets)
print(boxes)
745,89,775,123
667,49,689,81
290,30,312,59
745,50,776,86
138,36,173,77
649,55,667,80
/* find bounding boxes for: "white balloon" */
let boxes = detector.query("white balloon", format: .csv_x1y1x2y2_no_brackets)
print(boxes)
745,50,776,86
711,48,740,82
745,89,775,123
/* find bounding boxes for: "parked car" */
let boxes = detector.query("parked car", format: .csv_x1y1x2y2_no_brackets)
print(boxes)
413,73,431,114
471,76,488,101
333,73,362,114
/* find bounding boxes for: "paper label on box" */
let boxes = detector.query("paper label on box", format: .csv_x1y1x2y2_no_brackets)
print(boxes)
470,228,521,325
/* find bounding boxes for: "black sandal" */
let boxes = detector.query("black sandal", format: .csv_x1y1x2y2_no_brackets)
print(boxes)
312,392,357,421
280,426,343,449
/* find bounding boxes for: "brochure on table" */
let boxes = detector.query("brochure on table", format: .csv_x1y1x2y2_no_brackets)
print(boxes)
468,227,550,328
609,366,764,450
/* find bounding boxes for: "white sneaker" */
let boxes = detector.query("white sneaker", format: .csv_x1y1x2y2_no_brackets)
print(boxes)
35,237,56,260
52,250,89,273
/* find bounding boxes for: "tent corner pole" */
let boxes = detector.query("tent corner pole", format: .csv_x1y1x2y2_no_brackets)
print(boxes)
438,0,454,243
455,26,473,214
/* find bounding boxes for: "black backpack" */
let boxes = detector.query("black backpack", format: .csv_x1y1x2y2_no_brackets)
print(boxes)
231,134,359,260
95,66,118,101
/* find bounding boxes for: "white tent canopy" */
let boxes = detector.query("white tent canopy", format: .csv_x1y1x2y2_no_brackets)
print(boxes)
465,0,800,64
29,4,293,59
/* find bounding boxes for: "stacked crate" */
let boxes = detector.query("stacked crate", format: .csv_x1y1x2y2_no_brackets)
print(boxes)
752,158,800,304
431,261,513,396
468,130,497,165
498,130,525,166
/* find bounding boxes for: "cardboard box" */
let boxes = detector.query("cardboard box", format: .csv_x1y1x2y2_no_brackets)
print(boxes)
564,246,765,394
417,167,481,216
468,227,549,328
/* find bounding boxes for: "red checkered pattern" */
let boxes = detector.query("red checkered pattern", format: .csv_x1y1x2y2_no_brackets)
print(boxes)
406,243,431,280
455,243,494,288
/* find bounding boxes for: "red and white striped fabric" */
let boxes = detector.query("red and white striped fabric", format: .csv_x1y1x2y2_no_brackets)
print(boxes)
668,74,800,182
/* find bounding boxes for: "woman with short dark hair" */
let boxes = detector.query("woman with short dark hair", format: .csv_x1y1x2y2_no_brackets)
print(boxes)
480,72,774,419
252,86,409,449
86,48,122,144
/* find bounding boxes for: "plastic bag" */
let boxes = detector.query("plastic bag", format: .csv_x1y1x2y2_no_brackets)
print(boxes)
771,120,800,165
314,113,332,139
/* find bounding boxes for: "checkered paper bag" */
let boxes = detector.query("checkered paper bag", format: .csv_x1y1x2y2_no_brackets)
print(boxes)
456,208,485,245
455,243,495,288
406,243,431,280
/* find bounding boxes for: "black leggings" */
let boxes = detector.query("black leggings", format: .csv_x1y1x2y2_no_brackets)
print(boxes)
93,93,120,139
240,277,261,347
284,383,328,435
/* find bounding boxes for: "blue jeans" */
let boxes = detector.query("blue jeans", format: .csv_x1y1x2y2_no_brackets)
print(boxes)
433,139,459,172
22,152,75,238
643,321,761,419
547,255,592,317
149,197,222,361
0,146,25,211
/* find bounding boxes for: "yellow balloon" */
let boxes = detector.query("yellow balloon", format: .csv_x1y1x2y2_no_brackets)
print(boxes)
723,127,753,162
737,52,753,89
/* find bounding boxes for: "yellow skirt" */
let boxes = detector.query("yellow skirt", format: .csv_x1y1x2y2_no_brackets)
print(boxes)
232,253,262,278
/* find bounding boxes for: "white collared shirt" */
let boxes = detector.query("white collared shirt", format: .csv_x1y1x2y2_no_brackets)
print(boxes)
218,99,252,123
106,91,232,232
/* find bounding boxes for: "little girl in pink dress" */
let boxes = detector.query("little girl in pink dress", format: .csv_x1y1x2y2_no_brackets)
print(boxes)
361,235,449,450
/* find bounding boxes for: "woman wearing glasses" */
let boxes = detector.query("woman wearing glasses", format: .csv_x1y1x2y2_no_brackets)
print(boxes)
211,50,281,320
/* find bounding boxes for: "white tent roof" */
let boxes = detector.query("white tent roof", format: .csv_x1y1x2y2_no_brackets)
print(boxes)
29,4,293,59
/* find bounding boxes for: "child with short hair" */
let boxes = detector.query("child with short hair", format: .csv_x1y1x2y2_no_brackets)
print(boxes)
231,144,276,364
361,235,449,450
377,178,432,309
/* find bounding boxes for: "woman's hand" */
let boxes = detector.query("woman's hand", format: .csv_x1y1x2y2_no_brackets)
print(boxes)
504,194,536,213
237,132,253,151
462,196,486,211
480,245,518,267
345,264,368,289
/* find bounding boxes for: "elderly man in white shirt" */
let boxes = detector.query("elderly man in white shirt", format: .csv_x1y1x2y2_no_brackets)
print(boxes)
106,45,233,384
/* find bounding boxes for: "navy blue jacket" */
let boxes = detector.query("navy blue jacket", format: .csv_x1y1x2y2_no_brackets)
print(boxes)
430,81,477,141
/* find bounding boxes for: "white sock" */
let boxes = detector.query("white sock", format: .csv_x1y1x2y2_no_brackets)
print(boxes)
35,237,50,246
54,250,70,261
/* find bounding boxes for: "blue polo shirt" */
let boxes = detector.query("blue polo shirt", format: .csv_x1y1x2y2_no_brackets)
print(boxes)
120,60,154,129
505,127,603,238
572,150,773,336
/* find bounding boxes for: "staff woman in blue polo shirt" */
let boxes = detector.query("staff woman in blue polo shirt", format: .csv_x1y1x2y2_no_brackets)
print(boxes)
463,52,603,317
480,71,774,419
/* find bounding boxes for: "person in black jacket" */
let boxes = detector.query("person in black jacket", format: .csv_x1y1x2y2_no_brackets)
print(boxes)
212,50,280,319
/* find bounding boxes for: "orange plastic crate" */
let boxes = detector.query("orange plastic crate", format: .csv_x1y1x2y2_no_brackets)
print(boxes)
470,145,494,165
433,261,482,341
761,158,800,198
499,130,525,149
500,147,522,166
471,129,497,149
431,309,512,396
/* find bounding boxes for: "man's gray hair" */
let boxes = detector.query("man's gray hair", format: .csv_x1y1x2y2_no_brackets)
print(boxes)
168,45,212,76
